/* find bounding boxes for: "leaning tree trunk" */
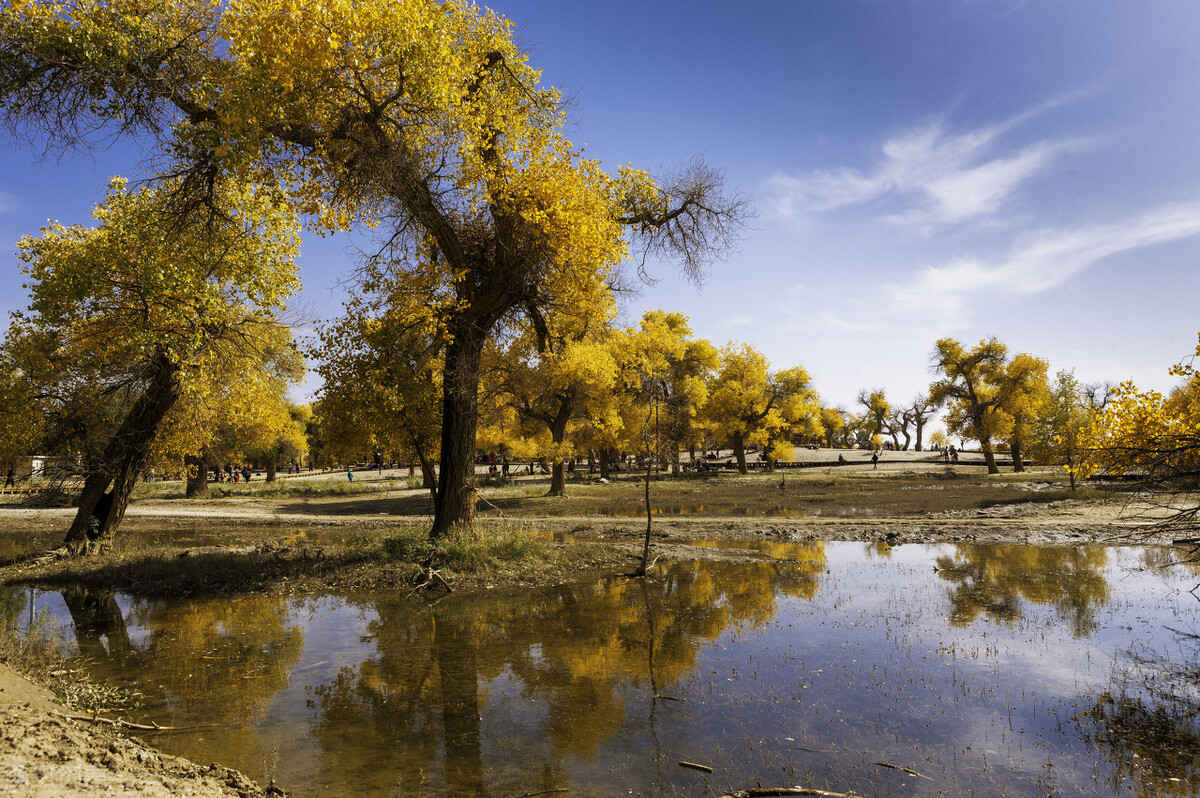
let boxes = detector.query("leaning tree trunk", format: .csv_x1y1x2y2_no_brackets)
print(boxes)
980,436,1000,475
1010,438,1025,473
430,320,488,540
65,354,181,554
185,453,209,498
733,434,749,475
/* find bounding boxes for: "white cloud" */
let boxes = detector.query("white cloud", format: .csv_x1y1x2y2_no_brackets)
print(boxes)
0,192,14,214
889,200,1200,314
768,108,1083,231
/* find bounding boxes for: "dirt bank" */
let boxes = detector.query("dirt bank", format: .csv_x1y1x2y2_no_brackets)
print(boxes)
0,663,281,797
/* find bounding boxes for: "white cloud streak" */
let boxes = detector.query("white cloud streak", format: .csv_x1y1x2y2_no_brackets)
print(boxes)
768,110,1083,230
889,201,1200,314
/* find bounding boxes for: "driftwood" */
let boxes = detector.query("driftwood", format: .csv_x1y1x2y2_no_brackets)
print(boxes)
55,711,216,733
508,790,567,798
718,789,855,798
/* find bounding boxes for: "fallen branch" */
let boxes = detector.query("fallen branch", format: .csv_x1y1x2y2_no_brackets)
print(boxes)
477,494,507,518
55,712,215,733
678,760,714,773
508,789,567,798
873,762,931,780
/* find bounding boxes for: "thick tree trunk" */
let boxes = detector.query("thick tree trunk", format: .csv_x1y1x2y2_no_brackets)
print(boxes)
980,436,1000,474
266,460,277,482
547,406,571,497
430,322,487,539
185,453,209,498
65,354,180,554
599,448,611,480
1010,438,1025,472
733,434,748,475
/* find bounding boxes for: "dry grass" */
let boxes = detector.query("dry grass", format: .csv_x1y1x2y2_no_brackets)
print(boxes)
477,466,1120,520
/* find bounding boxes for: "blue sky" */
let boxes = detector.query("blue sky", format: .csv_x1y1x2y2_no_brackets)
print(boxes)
3,1,1200,413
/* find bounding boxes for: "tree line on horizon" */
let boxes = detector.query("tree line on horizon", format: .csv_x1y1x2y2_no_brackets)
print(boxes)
0,0,1196,556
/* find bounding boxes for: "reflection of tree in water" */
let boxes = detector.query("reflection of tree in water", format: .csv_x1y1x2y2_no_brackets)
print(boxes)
60,592,304,769
61,586,133,664
309,548,826,796
0,584,27,632
1078,693,1200,798
935,544,1109,636
1077,625,1200,798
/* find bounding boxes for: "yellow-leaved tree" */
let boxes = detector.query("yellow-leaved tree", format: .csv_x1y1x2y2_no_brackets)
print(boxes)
1086,335,1200,531
623,311,719,474
2,178,299,552
0,0,746,539
483,291,621,497
702,343,819,474
929,337,1047,474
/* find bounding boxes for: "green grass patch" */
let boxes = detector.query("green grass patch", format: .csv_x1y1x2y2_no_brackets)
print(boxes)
381,526,550,575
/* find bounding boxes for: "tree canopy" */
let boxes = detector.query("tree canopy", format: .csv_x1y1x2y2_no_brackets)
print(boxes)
0,0,747,538
2,176,300,550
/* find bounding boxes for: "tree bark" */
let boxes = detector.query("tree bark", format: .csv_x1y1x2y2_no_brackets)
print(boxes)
547,404,571,497
265,459,277,482
430,320,487,540
64,354,181,554
599,448,611,480
733,434,748,475
980,436,1000,474
1010,438,1025,473
185,453,209,498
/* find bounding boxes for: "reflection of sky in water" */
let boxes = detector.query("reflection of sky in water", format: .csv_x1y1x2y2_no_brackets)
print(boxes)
17,542,1200,797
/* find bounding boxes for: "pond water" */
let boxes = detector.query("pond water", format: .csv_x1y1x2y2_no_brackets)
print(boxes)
5,541,1200,797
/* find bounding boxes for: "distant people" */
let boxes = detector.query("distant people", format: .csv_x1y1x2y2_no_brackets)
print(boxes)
3,467,12,488
950,446,958,464
837,454,846,465
347,469,354,481
871,452,879,469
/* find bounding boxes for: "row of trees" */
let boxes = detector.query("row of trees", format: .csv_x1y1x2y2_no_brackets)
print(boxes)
0,0,745,547
1,0,1195,555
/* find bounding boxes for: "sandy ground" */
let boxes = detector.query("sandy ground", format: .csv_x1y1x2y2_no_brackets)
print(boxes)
0,663,280,797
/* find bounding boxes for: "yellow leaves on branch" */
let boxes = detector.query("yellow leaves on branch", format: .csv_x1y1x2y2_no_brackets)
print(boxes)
14,175,301,389
1086,333,1200,479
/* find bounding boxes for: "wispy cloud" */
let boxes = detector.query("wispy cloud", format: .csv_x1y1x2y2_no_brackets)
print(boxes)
889,201,1200,314
768,106,1084,231
0,192,14,214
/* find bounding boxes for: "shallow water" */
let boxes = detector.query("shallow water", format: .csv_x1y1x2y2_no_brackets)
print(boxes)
10,542,1200,797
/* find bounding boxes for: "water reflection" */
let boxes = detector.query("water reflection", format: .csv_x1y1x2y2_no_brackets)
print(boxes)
309,552,826,795
35,543,1200,797
935,544,1109,636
